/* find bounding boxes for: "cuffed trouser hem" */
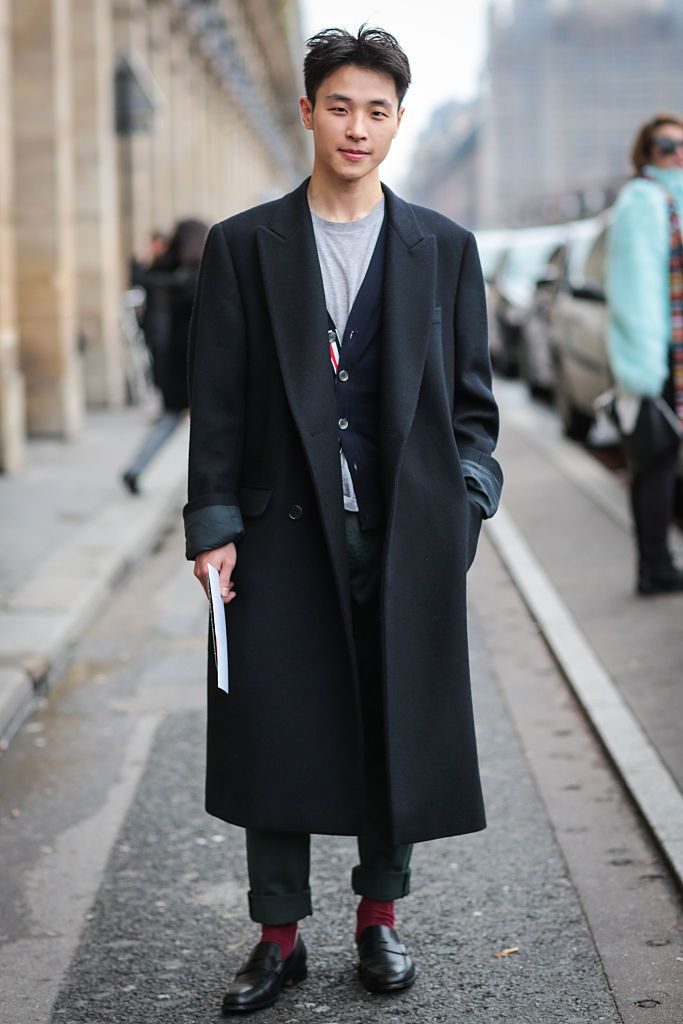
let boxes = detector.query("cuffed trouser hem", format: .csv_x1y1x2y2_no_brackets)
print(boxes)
247,887,313,925
351,866,411,900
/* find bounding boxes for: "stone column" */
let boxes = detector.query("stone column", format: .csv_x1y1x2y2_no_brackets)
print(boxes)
228,103,251,214
147,0,173,236
12,0,83,437
189,46,211,223
205,75,222,222
218,86,235,216
214,79,233,219
72,0,125,407
0,0,25,470
113,0,152,267
169,15,193,218
242,116,268,210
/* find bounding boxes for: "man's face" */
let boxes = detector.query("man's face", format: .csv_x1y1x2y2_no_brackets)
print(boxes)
300,64,404,183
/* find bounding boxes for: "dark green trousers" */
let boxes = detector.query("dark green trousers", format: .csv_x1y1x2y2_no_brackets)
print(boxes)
245,512,413,924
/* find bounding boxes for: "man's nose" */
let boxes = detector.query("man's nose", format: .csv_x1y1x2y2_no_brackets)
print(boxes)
346,115,367,140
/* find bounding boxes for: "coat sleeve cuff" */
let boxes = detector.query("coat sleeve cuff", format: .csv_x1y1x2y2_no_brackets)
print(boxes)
460,449,503,519
183,505,244,560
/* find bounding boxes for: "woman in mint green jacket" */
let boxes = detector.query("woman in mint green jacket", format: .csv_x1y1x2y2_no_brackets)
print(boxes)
607,114,683,595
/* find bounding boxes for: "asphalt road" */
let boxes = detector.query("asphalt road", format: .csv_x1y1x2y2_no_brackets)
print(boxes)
1,508,681,1023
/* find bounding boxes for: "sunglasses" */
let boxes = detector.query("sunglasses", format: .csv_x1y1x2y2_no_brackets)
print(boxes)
652,136,683,156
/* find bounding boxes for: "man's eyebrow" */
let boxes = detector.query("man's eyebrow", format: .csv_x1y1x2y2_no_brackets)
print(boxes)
325,92,393,109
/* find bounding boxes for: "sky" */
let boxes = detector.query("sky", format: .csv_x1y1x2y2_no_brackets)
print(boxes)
299,0,494,188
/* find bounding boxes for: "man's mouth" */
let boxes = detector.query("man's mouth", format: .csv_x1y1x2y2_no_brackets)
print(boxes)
339,149,369,161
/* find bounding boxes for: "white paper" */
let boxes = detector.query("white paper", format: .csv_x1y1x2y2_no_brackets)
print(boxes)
207,563,229,693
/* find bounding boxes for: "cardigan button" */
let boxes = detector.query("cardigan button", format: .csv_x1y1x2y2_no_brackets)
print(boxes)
338,369,349,382
288,504,303,520
338,417,349,430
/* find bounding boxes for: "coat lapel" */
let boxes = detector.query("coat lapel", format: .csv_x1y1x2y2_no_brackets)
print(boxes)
381,187,438,506
257,180,336,440
256,180,354,643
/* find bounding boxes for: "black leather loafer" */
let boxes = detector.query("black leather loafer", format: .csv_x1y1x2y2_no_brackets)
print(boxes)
357,925,416,993
221,935,307,1014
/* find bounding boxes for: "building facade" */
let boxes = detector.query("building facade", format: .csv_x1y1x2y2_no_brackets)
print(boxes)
403,100,485,230
481,0,683,227
0,0,308,471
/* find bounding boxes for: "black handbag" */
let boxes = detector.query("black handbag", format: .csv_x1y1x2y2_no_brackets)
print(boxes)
620,396,681,473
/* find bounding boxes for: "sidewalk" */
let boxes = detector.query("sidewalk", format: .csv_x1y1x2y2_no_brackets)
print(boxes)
1,383,682,1021
0,402,189,743
1,379,681,885
489,379,683,886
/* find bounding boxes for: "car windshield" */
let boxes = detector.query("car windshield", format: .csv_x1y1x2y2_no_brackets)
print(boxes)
478,243,504,279
502,240,560,285
475,232,511,280
495,235,566,308
563,217,606,284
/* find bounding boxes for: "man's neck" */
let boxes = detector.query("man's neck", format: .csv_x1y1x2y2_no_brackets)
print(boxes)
307,167,383,223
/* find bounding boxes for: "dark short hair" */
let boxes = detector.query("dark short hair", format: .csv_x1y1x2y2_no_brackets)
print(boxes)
630,112,683,173
304,25,411,109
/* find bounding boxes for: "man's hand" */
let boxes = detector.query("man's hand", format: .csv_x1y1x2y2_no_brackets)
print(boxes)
194,543,237,604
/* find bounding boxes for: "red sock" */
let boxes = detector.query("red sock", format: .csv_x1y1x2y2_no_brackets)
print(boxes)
356,897,395,940
260,922,298,959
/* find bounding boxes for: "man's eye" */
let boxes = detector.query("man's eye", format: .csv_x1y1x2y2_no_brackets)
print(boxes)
372,110,388,118
331,107,347,114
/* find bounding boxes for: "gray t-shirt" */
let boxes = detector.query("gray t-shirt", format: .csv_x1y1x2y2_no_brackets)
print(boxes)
311,197,385,511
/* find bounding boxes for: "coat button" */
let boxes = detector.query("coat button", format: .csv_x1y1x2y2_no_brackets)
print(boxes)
338,417,349,430
338,369,349,382
288,504,303,520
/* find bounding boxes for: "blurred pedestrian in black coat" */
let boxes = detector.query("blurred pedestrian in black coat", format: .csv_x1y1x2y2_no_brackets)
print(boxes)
123,219,209,493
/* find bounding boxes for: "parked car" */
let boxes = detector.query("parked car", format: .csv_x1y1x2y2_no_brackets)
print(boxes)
475,230,512,284
549,211,612,440
485,224,570,378
475,230,513,367
519,215,609,400
517,241,568,397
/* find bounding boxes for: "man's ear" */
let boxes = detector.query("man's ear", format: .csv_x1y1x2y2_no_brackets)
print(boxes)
299,95,314,130
395,105,405,136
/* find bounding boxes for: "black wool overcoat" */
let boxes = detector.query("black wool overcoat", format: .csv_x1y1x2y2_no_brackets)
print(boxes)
184,180,503,846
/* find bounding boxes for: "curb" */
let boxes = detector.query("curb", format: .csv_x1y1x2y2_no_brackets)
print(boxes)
0,421,189,747
487,505,683,891
0,668,34,750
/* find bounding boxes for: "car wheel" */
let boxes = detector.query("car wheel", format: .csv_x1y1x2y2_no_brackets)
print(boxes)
517,333,532,390
494,318,519,378
554,357,593,441
520,319,554,400
521,337,552,400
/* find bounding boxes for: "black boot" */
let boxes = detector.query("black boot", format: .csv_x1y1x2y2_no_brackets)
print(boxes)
637,561,683,596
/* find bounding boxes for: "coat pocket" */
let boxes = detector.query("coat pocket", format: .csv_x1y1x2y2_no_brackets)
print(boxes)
238,485,273,518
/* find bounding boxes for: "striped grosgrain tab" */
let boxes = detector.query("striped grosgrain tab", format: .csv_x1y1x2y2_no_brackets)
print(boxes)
328,328,340,374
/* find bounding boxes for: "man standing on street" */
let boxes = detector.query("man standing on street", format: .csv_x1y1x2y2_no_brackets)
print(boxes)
184,25,503,1014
